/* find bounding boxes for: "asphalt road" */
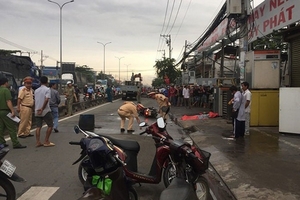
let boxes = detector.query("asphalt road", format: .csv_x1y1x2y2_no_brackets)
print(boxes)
3,98,189,200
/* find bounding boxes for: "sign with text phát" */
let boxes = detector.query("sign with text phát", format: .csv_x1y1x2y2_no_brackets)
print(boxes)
248,0,300,42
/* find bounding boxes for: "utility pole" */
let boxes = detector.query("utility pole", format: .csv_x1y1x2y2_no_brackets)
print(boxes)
115,56,124,84
157,50,166,59
220,39,225,77
40,50,48,70
124,64,131,80
160,34,172,59
238,0,250,84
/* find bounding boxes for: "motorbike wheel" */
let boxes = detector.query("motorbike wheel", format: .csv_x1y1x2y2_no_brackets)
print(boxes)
194,176,209,200
78,157,89,185
163,163,176,188
0,177,16,200
128,187,138,200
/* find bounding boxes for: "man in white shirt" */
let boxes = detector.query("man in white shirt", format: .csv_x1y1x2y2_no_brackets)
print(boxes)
34,76,55,147
230,85,245,139
242,82,251,135
182,85,190,108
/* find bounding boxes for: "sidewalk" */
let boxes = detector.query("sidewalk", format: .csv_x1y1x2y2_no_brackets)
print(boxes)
169,106,300,200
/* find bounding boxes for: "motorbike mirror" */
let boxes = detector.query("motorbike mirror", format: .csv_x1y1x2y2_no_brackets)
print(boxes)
139,122,147,127
157,117,165,128
74,125,80,134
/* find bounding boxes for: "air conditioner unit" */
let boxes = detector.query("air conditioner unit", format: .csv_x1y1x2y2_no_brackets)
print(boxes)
227,0,242,16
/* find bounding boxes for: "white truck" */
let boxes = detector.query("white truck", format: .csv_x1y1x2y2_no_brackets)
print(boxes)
61,73,74,87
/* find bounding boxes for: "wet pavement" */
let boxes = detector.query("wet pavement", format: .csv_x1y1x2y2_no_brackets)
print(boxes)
169,106,300,200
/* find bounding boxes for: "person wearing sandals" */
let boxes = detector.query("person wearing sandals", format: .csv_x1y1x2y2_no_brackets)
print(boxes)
17,76,34,138
34,76,55,147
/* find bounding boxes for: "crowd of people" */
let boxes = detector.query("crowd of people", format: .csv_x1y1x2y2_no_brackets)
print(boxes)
0,74,252,148
0,76,57,149
154,84,214,109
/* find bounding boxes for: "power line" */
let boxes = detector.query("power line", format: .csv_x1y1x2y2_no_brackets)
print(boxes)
156,0,170,60
167,0,183,35
0,36,58,62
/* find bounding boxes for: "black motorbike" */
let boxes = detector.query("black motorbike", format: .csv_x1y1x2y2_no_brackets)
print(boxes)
0,145,26,200
70,129,138,200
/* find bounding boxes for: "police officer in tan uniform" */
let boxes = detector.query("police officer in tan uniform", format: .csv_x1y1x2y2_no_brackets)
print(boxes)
17,77,34,138
117,101,141,133
64,81,77,117
148,92,170,119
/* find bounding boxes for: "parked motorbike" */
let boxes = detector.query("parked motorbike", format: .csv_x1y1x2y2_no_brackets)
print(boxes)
95,92,104,100
71,136,138,200
74,116,177,189
137,103,158,118
155,134,211,200
0,145,26,200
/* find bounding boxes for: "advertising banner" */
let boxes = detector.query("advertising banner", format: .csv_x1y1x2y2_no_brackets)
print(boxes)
248,0,300,42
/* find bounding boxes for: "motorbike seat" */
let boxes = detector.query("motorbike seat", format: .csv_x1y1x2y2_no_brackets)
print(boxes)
159,178,198,200
99,134,140,153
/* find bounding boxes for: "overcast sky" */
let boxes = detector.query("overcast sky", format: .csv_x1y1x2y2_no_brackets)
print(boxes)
0,0,263,85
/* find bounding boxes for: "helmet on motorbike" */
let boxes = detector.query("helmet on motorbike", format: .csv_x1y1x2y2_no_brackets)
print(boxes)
80,137,121,175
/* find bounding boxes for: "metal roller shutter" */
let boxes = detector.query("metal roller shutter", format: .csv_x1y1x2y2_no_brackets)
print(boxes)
291,37,300,87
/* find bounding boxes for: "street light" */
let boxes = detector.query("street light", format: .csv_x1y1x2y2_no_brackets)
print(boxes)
97,41,111,76
124,64,131,80
115,56,124,83
48,0,74,90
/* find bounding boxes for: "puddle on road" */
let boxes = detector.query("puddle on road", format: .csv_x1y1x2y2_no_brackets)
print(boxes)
247,130,279,154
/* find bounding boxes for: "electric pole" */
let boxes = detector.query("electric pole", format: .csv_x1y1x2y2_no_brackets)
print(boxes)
157,50,166,59
160,34,172,59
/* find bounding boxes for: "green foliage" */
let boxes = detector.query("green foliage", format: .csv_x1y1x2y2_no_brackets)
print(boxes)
251,30,288,61
151,77,164,88
154,58,181,84
0,49,20,55
75,65,95,83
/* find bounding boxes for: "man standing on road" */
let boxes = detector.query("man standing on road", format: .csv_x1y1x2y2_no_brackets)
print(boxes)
49,83,61,133
182,85,190,108
34,76,55,147
241,82,251,135
117,101,141,133
0,77,26,149
148,92,170,119
64,81,77,116
229,85,245,139
17,76,34,138
106,85,113,102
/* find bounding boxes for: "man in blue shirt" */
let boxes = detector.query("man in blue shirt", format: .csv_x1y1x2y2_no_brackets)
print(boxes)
87,86,94,100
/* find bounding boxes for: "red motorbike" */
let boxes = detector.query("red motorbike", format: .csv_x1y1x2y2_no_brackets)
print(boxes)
74,117,174,187
137,103,158,118
73,117,210,199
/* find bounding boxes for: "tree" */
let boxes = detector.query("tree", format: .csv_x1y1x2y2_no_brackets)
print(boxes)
154,58,181,85
151,77,164,88
75,65,95,83
251,30,288,61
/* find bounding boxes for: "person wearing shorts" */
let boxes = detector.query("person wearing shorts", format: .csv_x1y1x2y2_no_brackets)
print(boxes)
34,76,55,147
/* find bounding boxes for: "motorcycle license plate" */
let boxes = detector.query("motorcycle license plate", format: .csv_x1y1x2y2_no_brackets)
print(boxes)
0,160,16,177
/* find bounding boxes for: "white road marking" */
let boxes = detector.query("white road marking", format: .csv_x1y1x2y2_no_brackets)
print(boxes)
17,186,59,200
5,100,121,142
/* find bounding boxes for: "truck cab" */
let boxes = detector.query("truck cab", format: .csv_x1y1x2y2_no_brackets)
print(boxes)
0,71,18,106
